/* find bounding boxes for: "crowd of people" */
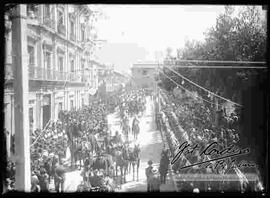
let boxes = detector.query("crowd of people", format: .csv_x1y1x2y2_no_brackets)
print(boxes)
157,88,262,192
4,88,149,193
145,147,171,192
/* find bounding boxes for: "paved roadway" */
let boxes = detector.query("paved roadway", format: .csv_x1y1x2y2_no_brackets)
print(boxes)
108,96,176,192
49,96,176,192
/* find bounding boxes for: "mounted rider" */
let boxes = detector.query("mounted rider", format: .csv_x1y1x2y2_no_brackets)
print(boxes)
132,116,140,139
112,131,123,146
132,116,140,128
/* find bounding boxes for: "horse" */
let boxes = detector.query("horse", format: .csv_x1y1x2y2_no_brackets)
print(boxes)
132,118,140,140
159,149,170,184
114,147,129,185
128,144,140,181
74,143,84,169
121,116,130,141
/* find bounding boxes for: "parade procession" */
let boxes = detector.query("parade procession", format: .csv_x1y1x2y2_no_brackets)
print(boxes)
3,4,268,195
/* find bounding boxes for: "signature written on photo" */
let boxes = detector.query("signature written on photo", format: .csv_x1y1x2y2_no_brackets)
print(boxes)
171,141,257,173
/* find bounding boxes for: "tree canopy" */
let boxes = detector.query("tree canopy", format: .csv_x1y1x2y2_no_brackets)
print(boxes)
159,6,267,108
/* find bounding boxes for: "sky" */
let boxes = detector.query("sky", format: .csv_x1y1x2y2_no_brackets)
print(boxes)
87,5,262,73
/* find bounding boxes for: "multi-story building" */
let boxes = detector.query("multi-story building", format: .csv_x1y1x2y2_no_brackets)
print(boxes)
131,62,158,89
4,4,99,157
106,70,130,93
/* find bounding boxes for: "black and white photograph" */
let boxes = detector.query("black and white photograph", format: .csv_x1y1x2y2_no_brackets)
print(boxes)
2,4,268,195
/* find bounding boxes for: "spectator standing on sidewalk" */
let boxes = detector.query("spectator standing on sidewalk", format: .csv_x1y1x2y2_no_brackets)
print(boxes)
159,148,170,184
145,160,154,192
151,169,161,192
38,168,49,192
31,173,41,192
54,158,66,192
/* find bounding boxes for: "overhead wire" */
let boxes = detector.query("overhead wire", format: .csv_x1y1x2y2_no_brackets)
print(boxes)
165,59,266,65
163,65,243,107
158,68,224,108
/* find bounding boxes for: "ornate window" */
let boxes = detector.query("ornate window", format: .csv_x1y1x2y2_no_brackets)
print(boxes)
81,24,85,42
43,5,55,29
58,56,64,72
70,19,75,41
28,45,35,65
57,6,65,35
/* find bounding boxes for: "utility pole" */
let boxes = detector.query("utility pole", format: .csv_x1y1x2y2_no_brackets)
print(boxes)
12,4,31,191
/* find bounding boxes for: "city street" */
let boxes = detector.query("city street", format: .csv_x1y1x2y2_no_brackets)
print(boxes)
4,5,266,194
54,96,176,192
111,96,175,192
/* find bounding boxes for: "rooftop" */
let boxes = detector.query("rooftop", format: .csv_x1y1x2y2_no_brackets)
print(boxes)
132,62,159,69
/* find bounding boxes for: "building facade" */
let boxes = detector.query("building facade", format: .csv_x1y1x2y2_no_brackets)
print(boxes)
106,71,130,92
131,62,158,89
4,4,99,157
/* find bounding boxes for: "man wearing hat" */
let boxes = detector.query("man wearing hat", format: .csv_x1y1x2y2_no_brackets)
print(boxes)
89,169,103,188
31,173,41,192
151,168,161,192
145,160,154,192
54,158,66,192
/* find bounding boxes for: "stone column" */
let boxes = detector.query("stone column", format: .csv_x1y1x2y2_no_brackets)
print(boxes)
4,95,11,158
36,92,42,129
51,91,55,121
12,5,31,191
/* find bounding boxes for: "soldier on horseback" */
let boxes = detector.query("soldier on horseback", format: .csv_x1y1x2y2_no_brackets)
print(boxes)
128,144,140,181
132,116,140,140
112,131,123,146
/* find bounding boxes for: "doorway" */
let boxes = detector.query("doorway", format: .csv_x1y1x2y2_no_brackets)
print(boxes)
42,94,51,128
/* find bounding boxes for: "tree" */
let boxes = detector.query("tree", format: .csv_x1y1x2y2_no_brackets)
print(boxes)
160,6,267,106
158,6,267,182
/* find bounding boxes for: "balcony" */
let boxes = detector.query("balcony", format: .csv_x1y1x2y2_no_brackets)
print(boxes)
28,65,67,81
57,23,66,36
43,16,55,29
29,65,44,79
28,65,89,84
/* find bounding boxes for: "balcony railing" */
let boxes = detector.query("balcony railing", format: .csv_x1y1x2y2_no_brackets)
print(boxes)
29,65,66,81
29,65,44,79
28,65,90,83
